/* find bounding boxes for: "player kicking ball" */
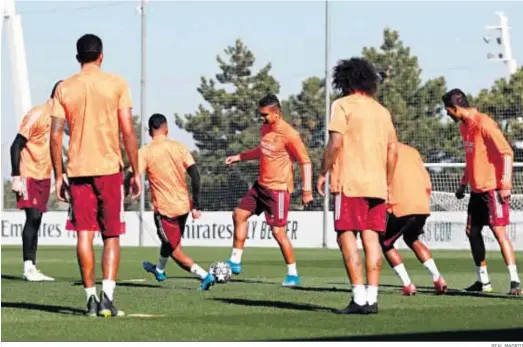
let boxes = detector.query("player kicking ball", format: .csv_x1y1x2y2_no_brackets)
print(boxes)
134,114,216,291
224,94,313,287
442,88,521,295
381,142,447,296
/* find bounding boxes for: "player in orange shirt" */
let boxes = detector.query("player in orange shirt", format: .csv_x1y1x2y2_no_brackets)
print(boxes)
10,81,62,282
224,94,313,287
129,114,216,290
442,88,521,295
381,142,447,296
50,34,141,317
317,58,398,314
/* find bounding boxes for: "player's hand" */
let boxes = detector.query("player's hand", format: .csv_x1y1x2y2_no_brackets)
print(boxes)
11,176,23,195
55,178,67,202
316,174,326,196
455,184,466,200
225,154,241,167
130,174,142,200
302,191,313,208
191,209,201,219
499,189,511,203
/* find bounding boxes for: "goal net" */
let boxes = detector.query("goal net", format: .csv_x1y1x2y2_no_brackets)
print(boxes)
426,162,523,212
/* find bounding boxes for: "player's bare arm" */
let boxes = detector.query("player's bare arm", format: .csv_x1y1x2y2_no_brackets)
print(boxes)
482,124,514,202
386,141,399,187
317,131,343,196
10,133,28,194
118,107,141,199
286,134,313,206
50,117,67,202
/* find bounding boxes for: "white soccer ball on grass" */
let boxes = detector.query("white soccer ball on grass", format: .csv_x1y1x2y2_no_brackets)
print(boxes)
209,261,232,283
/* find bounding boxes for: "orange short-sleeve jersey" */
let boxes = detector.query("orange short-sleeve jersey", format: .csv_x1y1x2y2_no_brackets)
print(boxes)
328,94,397,200
139,135,195,218
388,143,431,217
52,65,133,178
17,101,53,180
257,120,311,193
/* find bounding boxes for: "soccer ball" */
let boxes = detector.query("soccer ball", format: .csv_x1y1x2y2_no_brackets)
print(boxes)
209,261,232,283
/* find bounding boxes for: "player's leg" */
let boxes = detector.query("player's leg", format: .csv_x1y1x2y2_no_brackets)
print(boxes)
69,176,101,316
154,213,215,290
264,190,299,286
18,178,53,281
226,186,257,274
142,236,170,282
487,191,521,295
465,193,492,292
379,214,415,296
96,173,126,317
362,198,388,314
333,194,367,314
402,215,446,294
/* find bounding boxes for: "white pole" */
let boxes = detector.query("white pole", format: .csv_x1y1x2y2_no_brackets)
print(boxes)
497,12,518,76
139,0,147,246
4,0,32,124
322,0,331,248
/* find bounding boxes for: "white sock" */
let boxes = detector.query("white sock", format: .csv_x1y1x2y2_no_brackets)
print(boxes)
24,260,35,273
84,287,98,302
102,280,116,301
287,263,298,276
392,263,411,286
423,259,441,281
230,248,243,264
477,265,490,284
190,264,208,280
508,264,520,283
367,285,378,305
156,256,168,273
352,284,367,306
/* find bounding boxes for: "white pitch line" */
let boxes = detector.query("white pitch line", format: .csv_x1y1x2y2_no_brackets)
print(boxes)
120,278,146,283
127,313,166,318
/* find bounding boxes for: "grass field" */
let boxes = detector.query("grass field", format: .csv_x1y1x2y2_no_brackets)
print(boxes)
2,246,523,341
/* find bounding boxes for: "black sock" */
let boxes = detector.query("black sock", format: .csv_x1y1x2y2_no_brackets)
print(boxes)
22,208,42,265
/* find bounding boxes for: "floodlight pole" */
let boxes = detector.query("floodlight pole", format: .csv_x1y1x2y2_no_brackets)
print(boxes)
139,0,147,246
322,0,331,248
485,12,518,80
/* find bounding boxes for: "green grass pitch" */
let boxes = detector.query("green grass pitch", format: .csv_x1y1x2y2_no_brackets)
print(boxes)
2,246,522,341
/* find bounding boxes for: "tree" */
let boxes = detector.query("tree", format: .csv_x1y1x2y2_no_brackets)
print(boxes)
472,68,523,194
472,67,523,161
362,29,461,163
175,39,280,210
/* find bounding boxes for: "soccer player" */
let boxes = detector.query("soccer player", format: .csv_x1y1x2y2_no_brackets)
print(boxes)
442,88,521,295
50,34,141,317
10,81,62,282
317,58,398,314
381,142,447,296
133,114,216,290
224,94,313,286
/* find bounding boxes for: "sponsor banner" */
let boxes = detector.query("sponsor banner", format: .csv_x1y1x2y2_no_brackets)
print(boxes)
325,211,523,251
1,211,522,250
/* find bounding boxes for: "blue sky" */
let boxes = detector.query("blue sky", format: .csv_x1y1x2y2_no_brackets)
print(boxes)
2,1,522,179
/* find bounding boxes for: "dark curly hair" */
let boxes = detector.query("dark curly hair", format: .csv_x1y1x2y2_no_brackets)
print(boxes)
442,88,470,109
332,57,379,97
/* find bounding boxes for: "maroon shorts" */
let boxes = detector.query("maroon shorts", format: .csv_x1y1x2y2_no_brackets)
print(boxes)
380,213,429,251
16,178,51,213
65,172,125,237
467,190,510,227
154,212,188,248
333,194,387,232
237,182,290,227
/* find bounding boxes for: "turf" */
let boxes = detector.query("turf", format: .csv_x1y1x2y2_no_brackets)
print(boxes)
2,246,523,341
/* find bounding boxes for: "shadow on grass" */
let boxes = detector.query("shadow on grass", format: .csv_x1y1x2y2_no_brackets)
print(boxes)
289,286,352,294
271,327,523,341
212,297,333,313
1,302,84,316
1,275,25,282
70,280,161,289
